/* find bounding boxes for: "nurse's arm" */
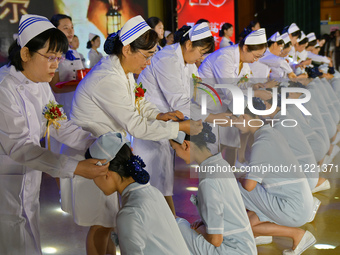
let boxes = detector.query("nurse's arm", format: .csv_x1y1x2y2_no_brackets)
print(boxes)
195,224,223,247
241,178,257,191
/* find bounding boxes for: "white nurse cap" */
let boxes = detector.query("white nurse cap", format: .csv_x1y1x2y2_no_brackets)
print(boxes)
288,23,300,34
314,42,320,48
297,31,307,43
119,15,151,46
18,14,55,48
281,32,291,44
268,32,282,42
244,28,267,45
88,33,97,41
164,30,172,38
306,32,316,42
89,132,131,165
187,22,212,42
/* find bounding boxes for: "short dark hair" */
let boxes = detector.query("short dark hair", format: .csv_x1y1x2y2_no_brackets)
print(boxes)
283,41,292,49
307,39,317,48
195,19,209,25
8,28,68,71
219,23,233,37
50,14,72,27
146,17,162,29
267,39,284,48
104,29,159,56
174,25,215,54
87,35,100,49
298,37,308,45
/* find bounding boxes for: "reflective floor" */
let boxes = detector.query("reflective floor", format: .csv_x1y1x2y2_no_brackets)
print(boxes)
40,154,340,254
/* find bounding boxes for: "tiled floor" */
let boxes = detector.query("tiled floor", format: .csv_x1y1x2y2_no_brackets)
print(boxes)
40,154,340,254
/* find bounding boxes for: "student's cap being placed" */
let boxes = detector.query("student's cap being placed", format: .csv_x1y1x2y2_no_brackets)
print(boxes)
89,132,131,165
244,28,267,45
118,15,151,46
18,14,55,48
281,32,291,44
268,32,282,42
288,23,299,34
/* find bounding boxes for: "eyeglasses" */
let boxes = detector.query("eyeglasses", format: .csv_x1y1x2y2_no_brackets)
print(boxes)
251,51,264,61
138,50,154,61
33,51,65,63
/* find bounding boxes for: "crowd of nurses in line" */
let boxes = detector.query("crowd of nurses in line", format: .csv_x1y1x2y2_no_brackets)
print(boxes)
2,11,340,255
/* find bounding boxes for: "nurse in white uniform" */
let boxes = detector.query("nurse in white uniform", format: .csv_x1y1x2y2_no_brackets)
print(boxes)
133,22,215,214
198,28,271,166
87,33,103,68
0,14,109,255
170,124,257,255
219,23,234,48
64,15,203,255
87,132,191,255
234,98,316,255
50,14,84,118
250,32,297,81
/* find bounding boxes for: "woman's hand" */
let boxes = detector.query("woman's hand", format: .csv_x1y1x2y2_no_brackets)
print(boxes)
74,158,109,179
179,119,203,135
191,219,204,230
156,110,184,121
264,80,279,89
254,90,272,101
288,72,297,79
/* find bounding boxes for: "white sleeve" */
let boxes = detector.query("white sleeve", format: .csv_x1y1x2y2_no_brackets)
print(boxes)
88,50,96,68
279,59,294,74
152,57,193,117
307,52,330,64
0,87,77,178
117,211,146,255
91,76,179,141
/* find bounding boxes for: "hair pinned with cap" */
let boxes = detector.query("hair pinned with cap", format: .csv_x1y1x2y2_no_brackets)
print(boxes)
244,97,266,118
126,155,150,184
182,122,216,150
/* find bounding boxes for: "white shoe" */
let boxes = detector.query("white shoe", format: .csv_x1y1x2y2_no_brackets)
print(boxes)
307,197,321,223
330,145,340,160
312,179,331,193
255,236,273,245
282,231,316,255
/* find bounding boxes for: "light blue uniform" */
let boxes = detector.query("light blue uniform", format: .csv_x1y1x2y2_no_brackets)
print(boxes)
177,153,257,255
273,111,318,189
306,80,337,138
117,182,190,255
300,94,331,150
287,104,328,162
239,125,313,227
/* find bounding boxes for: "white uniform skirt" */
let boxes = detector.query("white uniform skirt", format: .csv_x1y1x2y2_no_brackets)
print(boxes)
60,146,119,228
132,138,175,196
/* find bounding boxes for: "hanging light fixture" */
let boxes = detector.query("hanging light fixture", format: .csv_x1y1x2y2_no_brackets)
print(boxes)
106,0,121,35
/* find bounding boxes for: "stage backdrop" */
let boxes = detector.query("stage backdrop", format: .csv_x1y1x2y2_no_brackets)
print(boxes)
0,0,148,67
177,0,235,50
